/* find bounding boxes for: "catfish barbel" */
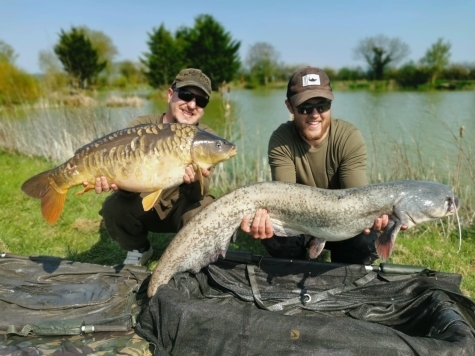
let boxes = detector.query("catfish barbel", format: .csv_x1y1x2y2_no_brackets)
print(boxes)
148,180,459,297
21,123,237,224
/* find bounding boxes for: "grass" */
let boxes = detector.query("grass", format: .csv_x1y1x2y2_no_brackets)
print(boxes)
2,147,474,299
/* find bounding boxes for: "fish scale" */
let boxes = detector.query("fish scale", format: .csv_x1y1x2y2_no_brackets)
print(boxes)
21,123,237,224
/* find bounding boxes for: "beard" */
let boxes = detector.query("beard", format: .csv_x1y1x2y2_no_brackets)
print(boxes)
295,118,330,143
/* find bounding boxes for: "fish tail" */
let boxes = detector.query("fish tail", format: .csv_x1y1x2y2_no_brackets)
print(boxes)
375,238,393,262
21,170,67,224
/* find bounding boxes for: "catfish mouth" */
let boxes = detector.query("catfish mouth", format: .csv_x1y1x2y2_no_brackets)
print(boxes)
446,196,459,215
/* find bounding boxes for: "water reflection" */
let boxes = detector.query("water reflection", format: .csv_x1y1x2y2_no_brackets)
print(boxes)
2,89,473,183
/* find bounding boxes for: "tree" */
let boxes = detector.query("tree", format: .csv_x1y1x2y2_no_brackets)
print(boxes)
0,39,18,63
78,26,118,83
353,35,410,80
54,27,107,89
177,14,241,90
443,63,469,80
394,61,429,88
420,38,451,85
78,27,118,66
141,24,184,88
245,42,280,86
117,60,145,86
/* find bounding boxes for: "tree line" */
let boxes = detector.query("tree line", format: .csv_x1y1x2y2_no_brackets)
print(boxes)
1,14,474,104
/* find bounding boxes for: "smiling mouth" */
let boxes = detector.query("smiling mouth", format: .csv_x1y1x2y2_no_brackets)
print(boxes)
182,109,194,116
307,121,321,126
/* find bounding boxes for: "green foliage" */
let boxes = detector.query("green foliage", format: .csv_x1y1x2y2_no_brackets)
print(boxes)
77,26,118,68
77,26,119,86
54,27,107,89
141,24,184,88
116,60,144,86
0,61,40,105
245,42,280,86
141,15,241,90
443,64,471,80
353,34,410,80
335,66,366,81
420,38,451,85
177,14,241,90
393,61,429,88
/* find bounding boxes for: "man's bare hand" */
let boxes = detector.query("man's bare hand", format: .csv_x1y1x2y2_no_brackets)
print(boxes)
83,176,118,194
240,208,274,239
183,164,212,184
363,214,407,234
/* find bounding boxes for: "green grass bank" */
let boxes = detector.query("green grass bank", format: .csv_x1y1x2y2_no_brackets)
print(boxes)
1,150,474,299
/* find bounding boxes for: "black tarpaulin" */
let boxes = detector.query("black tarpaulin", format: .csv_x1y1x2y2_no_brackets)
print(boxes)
136,251,475,356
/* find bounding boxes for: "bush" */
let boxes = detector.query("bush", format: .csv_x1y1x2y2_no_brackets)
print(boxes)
395,63,429,89
0,61,40,105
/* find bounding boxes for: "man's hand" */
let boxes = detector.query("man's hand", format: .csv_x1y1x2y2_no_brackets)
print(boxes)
83,176,118,194
240,208,274,239
183,164,212,184
363,214,407,234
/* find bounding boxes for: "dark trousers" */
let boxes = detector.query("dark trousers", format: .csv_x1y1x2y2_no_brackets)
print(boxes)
100,191,215,251
260,232,379,265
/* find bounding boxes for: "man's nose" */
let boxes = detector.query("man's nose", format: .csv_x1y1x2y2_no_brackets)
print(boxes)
188,98,197,108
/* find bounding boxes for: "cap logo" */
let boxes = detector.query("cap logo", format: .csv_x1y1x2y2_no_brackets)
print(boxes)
302,74,321,87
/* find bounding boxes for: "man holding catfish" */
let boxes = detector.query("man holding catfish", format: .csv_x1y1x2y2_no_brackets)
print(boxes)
241,66,406,264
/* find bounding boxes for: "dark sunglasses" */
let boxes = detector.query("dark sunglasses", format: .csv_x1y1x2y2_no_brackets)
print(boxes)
173,88,209,108
296,101,331,115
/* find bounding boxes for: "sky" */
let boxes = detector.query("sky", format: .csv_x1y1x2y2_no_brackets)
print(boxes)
1,0,474,74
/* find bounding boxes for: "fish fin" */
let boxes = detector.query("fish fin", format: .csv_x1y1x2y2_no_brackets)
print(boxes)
142,189,162,211
307,236,326,259
375,220,402,261
75,183,95,196
41,188,67,224
197,166,204,195
21,170,53,199
231,228,240,243
21,169,67,224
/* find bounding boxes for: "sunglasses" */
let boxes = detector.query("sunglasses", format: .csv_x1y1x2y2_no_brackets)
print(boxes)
173,88,209,108
296,101,331,115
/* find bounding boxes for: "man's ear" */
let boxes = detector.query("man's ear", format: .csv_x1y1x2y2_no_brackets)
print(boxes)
284,99,293,114
167,87,174,103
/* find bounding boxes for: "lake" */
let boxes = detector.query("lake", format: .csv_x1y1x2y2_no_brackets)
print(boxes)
2,88,474,185
207,89,475,182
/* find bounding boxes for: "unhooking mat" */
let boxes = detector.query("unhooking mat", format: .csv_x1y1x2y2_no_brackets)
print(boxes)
136,251,475,356
0,253,152,355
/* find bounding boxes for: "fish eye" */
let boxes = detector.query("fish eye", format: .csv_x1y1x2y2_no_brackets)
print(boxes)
216,141,222,149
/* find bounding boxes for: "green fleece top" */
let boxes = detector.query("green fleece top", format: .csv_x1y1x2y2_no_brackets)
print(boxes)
268,119,368,189
118,114,214,219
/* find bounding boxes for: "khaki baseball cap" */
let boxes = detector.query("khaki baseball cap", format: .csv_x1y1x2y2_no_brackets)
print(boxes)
172,68,212,97
286,66,334,106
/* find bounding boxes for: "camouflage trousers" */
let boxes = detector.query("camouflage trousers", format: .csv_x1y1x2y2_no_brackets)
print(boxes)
100,190,215,251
